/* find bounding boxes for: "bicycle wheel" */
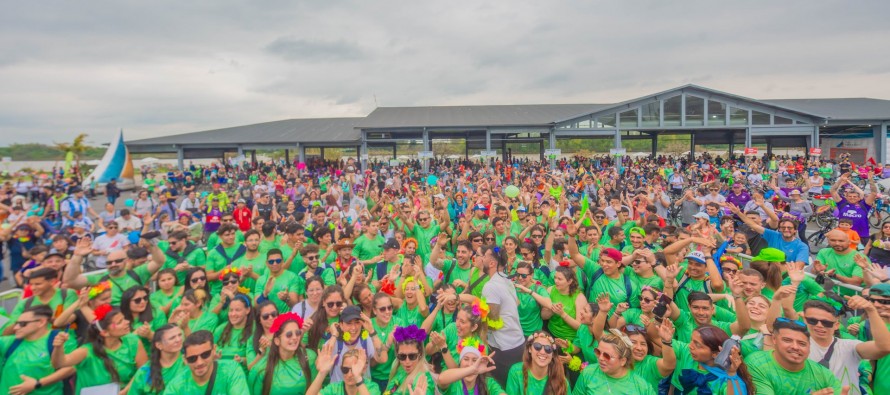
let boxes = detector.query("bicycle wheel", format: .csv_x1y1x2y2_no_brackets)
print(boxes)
807,231,828,255
870,209,883,229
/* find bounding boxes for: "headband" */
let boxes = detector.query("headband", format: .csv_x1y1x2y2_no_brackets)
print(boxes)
393,325,427,344
270,312,304,334
401,276,425,294
88,281,112,300
470,299,490,322
629,227,646,237
607,328,634,348
93,304,113,331
219,267,241,281
458,337,486,359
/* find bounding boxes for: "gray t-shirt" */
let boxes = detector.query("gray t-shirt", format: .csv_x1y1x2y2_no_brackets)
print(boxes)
808,337,862,395
481,273,524,350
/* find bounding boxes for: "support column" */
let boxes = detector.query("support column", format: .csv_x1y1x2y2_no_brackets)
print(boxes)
422,128,430,173
539,140,544,162
766,139,773,158
484,129,491,166
615,129,622,149
176,146,184,170
650,133,657,158
392,144,397,160
874,123,888,164
320,147,325,160
744,127,752,148
548,129,557,169
284,149,290,165
360,132,369,171
250,150,256,165
237,145,244,159
298,144,306,164
728,132,735,160
689,132,696,161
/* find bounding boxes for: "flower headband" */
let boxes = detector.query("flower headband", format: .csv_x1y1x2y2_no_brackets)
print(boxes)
88,281,112,300
401,276,425,294
526,331,555,345
457,337,486,357
219,267,241,281
471,299,490,322
270,312,304,334
93,304,113,331
393,325,427,344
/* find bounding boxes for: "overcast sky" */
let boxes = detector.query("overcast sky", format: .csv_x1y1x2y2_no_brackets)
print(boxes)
2,1,889,145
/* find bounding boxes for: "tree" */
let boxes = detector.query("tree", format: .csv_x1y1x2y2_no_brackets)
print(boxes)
53,133,89,178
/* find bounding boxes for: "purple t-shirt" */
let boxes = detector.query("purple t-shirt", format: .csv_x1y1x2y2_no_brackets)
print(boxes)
726,191,751,208
837,199,871,240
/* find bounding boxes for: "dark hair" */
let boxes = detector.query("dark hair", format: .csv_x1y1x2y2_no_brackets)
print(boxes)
148,324,179,392
88,307,123,383
156,268,179,287
23,304,53,319
217,295,254,349
307,286,347,350
262,319,311,395
169,230,189,241
244,229,261,241
184,267,209,294
687,291,713,305
266,248,283,259
519,242,541,264
262,222,277,237
554,266,579,295
521,331,567,395
694,325,755,393
28,267,57,282
184,329,214,350
252,301,277,355
121,286,154,325
750,261,782,291
216,223,239,235
803,300,837,316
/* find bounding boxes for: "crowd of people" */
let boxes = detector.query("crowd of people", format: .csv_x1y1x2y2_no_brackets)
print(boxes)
1,151,890,395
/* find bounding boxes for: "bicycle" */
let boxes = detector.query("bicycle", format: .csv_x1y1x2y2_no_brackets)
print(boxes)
807,215,838,255
869,193,890,229
811,194,837,229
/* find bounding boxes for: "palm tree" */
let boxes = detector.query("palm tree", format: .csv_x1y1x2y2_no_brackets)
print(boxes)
54,133,89,178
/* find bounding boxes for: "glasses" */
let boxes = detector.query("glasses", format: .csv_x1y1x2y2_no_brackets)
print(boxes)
804,317,836,328
531,234,544,239
131,296,147,304
595,215,605,220
14,319,39,328
326,301,344,309
594,348,618,362
639,296,654,304
418,217,430,222
472,238,482,243
341,364,356,375
107,258,126,265
631,260,646,266
397,353,420,361
377,305,394,312
531,342,554,354
869,297,890,305
261,312,279,320
106,226,119,229
185,350,213,363
484,237,495,241
305,255,319,261
778,226,796,230
283,330,302,339
723,268,739,275
223,279,239,286
624,324,646,334
267,259,283,265
190,276,207,283
516,273,530,279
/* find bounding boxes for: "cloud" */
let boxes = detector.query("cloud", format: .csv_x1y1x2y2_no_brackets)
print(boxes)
265,37,365,62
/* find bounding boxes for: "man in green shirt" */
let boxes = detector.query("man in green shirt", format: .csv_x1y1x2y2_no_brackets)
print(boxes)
431,238,473,294
351,219,386,268
398,208,444,263
813,230,865,296
0,305,76,395
745,319,843,394
163,330,248,395
206,224,247,295
160,230,207,284
205,215,245,251
64,237,165,304
2,266,75,335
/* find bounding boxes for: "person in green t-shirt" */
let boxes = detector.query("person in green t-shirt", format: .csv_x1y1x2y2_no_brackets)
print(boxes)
64,237,166,305
383,325,436,395
51,306,148,394
813,236,866,296
162,330,248,395
512,261,548,336
247,313,317,395
159,230,207,285
170,289,219,336
0,305,76,395
352,220,386,267
507,331,572,394
437,345,504,395
519,266,588,341
128,324,187,395
213,294,253,364
2,267,76,336
122,286,168,353
671,325,754,395
746,320,843,395
625,318,677,385
430,237,474,294
308,344,380,395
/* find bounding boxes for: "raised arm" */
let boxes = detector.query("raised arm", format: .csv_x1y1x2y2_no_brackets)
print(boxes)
727,203,765,234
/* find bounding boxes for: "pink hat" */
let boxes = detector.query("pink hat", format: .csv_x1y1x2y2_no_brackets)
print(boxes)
601,248,623,263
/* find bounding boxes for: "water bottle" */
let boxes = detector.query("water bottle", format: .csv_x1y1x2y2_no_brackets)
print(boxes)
715,335,741,371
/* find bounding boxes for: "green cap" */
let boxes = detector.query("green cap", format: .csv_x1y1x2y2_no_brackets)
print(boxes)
869,283,890,297
752,248,785,263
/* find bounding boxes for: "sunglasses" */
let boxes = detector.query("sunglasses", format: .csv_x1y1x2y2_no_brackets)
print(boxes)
531,342,553,354
190,276,207,283
631,259,646,266
624,324,646,334
107,258,126,265
223,279,239,286
341,364,357,374
326,301,344,309
594,348,619,362
377,305,394,312
14,319,39,328
305,255,319,261
418,217,430,221
472,238,483,243
723,268,739,275
516,273,530,279
282,330,302,339
639,296,654,304
261,312,279,320
484,237,495,241
106,226,119,229
185,349,213,363
131,296,147,304
595,216,605,220
803,317,836,328
267,259,283,265
531,234,544,238
869,297,890,305
397,353,420,361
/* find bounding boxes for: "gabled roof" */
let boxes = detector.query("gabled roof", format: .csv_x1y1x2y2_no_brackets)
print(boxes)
760,98,890,121
357,103,612,129
128,117,363,146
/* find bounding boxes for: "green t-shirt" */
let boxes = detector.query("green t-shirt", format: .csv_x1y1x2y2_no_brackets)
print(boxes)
589,272,633,314
8,289,77,325
74,334,143,394
207,244,248,295
231,253,267,291
129,357,188,395
187,310,220,334
352,234,386,264
548,287,580,341
674,310,733,343
371,317,402,381
441,259,473,294
388,368,436,395
573,364,653,395
158,241,206,284
411,223,440,262
150,287,182,317
443,377,505,395
279,244,306,275
633,354,669,385
258,236,282,256
247,351,317,395
507,362,572,394
573,324,599,363
0,331,77,395
670,340,731,394
394,304,424,327
162,359,249,395
87,265,152,304
518,284,548,337
213,324,248,361
319,382,382,395
133,307,168,351
206,230,245,252
815,249,865,296
745,350,842,395
253,270,300,313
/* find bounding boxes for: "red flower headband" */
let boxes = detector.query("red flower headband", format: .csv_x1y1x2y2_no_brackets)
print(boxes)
270,312,304,334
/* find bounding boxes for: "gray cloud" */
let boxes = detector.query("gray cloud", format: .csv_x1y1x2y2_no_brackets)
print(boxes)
265,37,365,62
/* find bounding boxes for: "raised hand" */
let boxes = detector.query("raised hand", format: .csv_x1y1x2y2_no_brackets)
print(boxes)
658,319,675,343
596,294,613,313
773,285,798,301
316,339,338,373
351,347,367,380
73,237,93,257
787,262,806,284
53,331,70,348
845,295,877,313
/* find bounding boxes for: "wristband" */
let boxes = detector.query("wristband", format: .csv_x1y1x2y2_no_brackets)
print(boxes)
35,379,43,389
355,379,366,387
369,331,377,337
661,340,673,346
440,347,448,354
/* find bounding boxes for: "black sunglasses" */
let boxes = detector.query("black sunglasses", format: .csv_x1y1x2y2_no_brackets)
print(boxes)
261,312,279,320
804,317,836,328
377,305,394,312
516,273,530,279
531,342,553,354
326,301,344,309
190,276,207,283
305,255,319,261
131,296,147,304
870,297,890,305
223,279,239,286
267,259,283,265
283,330,302,339
185,349,213,363
397,353,420,361
472,238,482,242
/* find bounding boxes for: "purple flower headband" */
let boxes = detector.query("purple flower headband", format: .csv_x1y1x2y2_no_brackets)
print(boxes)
393,325,427,344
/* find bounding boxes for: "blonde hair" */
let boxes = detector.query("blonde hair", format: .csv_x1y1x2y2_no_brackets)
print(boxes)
601,331,635,369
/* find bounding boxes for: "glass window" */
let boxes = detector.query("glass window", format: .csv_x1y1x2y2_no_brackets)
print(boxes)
641,102,660,127
599,114,616,128
730,107,749,125
619,109,638,128
752,110,770,125
774,115,792,125
686,96,704,126
664,96,682,126
707,100,726,126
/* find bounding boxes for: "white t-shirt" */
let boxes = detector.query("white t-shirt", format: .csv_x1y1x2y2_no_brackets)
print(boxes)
92,233,130,268
481,273,524,350
808,337,863,395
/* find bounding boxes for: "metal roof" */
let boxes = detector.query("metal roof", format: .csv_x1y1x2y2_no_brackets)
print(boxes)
127,117,363,146
760,98,890,121
357,103,613,129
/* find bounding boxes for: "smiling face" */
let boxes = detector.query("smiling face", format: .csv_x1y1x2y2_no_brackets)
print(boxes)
184,341,215,378
595,342,626,375
802,307,839,342
628,333,648,361
455,310,476,338
774,328,810,366
529,337,555,369
689,300,714,325
274,321,302,353
746,296,770,322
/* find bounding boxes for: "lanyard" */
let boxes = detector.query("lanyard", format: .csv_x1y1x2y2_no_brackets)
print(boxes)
461,380,477,395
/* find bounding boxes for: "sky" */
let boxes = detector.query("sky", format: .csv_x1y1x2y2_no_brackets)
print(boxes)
2,1,889,146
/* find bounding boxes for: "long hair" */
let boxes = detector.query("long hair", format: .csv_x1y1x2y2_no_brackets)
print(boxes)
217,295,254,348
694,325,755,393
88,307,123,383
181,288,207,309
120,286,154,324
519,241,541,265
391,338,432,394
554,266,579,295
252,301,276,356
307,285,346,350
520,331,567,395
750,261,783,291
148,324,178,393
184,267,209,294
261,320,311,395
459,304,486,339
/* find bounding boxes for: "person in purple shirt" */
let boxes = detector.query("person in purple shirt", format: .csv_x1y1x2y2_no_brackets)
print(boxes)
725,182,751,208
831,172,877,246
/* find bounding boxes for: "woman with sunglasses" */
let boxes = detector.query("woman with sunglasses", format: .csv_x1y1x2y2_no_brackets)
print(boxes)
128,324,186,395
170,288,218,336
394,275,430,327
384,325,435,395
519,266,587,342
247,301,279,370
505,331,569,394
211,267,249,319
370,293,402,391
623,319,677,387
213,292,254,367
611,285,679,330
150,269,182,316
437,345,503,395
183,266,210,296
52,305,148,394
573,331,655,394
865,220,890,267
512,261,548,337
122,286,167,352
248,313,317,395
292,275,324,319
518,241,552,287
672,325,753,395
306,286,348,350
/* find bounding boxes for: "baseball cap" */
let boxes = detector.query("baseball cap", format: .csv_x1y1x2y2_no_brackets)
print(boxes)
237,198,246,203
127,247,150,260
790,189,801,195
685,250,708,264
693,212,710,220
516,206,528,212
383,238,401,250
474,204,487,211
751,248,785,263
339,305,362,323
869,283,890,297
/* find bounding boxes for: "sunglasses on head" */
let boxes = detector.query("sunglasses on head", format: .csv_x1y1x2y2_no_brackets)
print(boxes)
624,324,646,334
775,317,808,329
185,349,213,363
261,312,279,320
326,301,344,309
397,352,420,361
531,342,553,354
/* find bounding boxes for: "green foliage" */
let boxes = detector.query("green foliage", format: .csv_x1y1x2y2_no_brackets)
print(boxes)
0,143,106,161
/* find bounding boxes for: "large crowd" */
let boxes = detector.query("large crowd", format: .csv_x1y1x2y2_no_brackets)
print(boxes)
1,152,890,395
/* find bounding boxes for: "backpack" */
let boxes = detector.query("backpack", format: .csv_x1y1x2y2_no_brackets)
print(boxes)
589,269,632,304
4,330,59,359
